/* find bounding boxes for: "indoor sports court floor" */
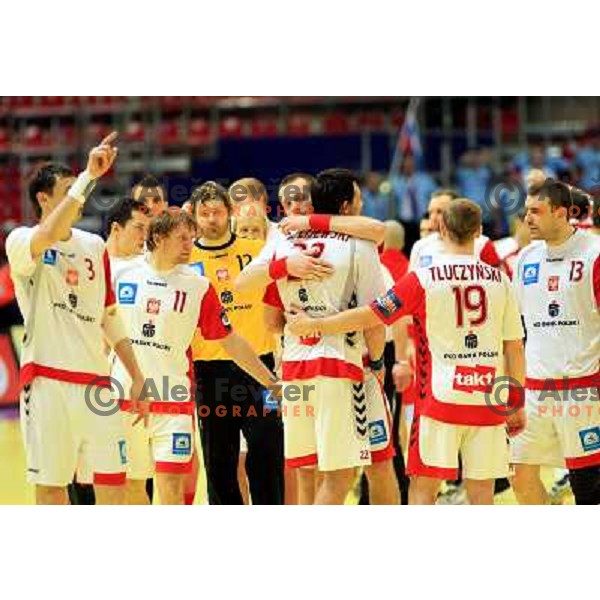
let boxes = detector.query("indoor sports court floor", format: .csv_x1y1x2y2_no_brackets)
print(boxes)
0,408,573,505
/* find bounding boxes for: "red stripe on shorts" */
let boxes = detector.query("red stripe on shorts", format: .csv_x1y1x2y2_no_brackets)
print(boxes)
155,460,193,474
94,472,126,486
286,453,318,469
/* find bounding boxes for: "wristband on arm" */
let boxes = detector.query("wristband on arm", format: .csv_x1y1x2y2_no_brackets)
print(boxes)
369,355,385,371
308,214,332,233
268,258,289,280
68,170,97,205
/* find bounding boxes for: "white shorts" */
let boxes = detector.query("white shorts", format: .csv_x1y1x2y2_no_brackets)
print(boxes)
122,409,194,480
21,378,126,487
283,377,371,472
364,371,394,462
510,387,600,470
408,415,509,480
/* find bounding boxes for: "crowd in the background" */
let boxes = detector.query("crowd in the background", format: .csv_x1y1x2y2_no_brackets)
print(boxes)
361,131,600,250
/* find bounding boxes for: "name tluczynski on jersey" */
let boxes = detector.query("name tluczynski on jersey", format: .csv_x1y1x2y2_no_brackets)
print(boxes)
429,263,502,282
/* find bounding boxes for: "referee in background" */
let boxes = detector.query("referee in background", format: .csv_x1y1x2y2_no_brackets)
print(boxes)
189,181,284,504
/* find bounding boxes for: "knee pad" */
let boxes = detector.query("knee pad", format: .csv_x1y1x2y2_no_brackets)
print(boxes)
568,466,600,505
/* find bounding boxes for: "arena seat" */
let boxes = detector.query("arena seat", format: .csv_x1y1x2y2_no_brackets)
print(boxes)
187,118,212,146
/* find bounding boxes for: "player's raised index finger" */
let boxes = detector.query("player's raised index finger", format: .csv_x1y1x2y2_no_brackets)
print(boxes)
100,131,118,146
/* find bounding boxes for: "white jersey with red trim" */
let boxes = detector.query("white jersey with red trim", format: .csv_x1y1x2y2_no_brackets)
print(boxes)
513,230,600,380
494,236,519,260
6,226,114,386
409,232,501,271
370,255,524,425
264,231,386,382
110,255,230,400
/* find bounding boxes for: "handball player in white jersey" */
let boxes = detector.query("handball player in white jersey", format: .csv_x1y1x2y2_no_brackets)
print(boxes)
6,133,148,505
510,179,600,505
110,211,279,504
288,199,527,505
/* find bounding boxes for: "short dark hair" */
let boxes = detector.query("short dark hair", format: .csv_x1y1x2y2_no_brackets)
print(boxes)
311,168,359,215
442,198,482,244
570,187,592,222
104,198,149,239
278,172,315,203
528,179,573,218
132,174,165,201
147,211,197,252
189,181,232,214
28,162,73,219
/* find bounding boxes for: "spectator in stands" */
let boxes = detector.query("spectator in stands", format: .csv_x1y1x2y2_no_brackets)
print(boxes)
391,154,437,252
456,148,493,213
575,129,600,191
513,142,558,184
132,174,168,216
361,171,389,221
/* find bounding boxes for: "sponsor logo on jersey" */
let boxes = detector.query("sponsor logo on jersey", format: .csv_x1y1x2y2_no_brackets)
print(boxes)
453,365,496,394
373,289,403,319
547,276,559,292
262,389,280,411
189,262,205,276
142,321,156,338
220,309,231,328
43,249,57,265
216,268,230,282
465,332,478,349
298,287,309,303
522,263,540,285
172,433,192,456
369,419,388,446
579,427,600,452
65,269,79,286
299,335,321,346
118,282,138,304
548,301,560,318
419,255,433,267
68,292,78,309
146,298,161,315
118,440,127,465
221,290,234,304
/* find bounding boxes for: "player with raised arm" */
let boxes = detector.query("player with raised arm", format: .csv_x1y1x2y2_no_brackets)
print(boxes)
111,210,278,504
6,133,148,505
287,199,526,505
510,179,600,505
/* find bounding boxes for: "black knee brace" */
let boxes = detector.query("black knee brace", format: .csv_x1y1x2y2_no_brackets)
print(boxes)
568,466,600,505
